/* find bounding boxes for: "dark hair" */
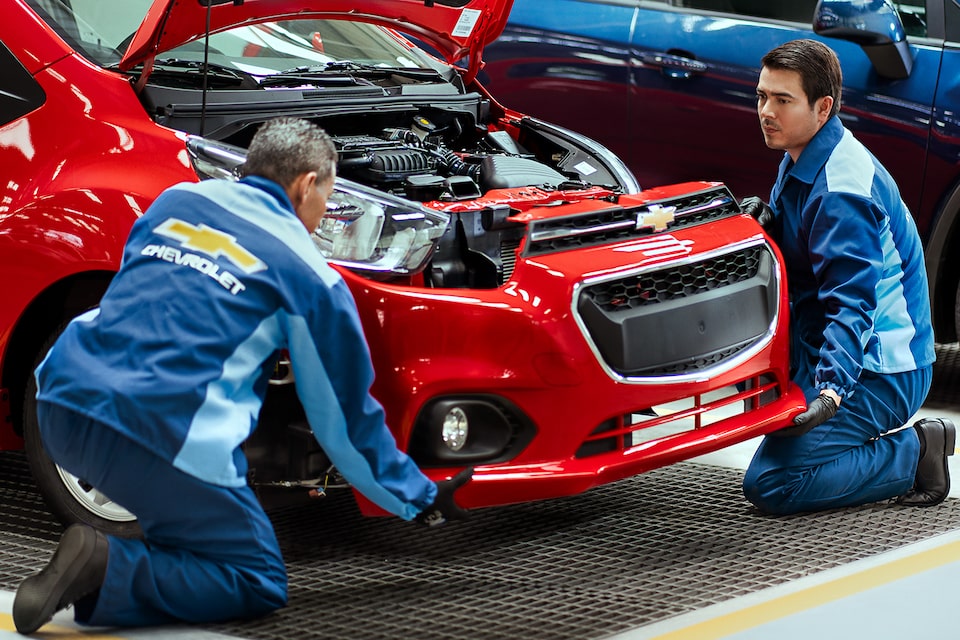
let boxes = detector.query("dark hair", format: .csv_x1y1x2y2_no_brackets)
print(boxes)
761,39,842,117
242,117,337,187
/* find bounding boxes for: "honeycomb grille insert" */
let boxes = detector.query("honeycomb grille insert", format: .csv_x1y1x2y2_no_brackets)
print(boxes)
576,245,774,376
583,245,764,312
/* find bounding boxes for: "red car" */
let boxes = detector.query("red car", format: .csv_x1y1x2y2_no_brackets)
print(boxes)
0,0,804,535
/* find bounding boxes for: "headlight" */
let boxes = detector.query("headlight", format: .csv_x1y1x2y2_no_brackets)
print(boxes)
185,138,450,277
185,136,246,180
313,179,449,277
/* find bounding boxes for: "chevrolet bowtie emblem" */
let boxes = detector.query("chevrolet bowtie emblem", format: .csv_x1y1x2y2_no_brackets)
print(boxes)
154,218,266,273
636,204,677,232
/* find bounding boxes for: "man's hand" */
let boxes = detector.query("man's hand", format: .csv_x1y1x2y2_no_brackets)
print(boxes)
793,392,838,429
415,467,473,527
739,196,774,230
774,392,839,437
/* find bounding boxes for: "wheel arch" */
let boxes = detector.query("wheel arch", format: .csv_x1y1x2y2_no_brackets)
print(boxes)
1,271,114,439
924,180,960,343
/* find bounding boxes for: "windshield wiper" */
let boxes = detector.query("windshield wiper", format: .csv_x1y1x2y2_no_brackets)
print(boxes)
270,61,446,82
258,72,374,89
110,58,259,89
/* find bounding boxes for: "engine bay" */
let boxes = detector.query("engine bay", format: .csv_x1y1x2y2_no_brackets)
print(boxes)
142,82,635,289
329,117,573,202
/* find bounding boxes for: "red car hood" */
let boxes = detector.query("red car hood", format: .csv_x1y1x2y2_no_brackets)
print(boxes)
119,0,513,77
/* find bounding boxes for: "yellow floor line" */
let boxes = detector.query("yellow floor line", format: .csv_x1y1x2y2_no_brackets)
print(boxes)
649,537,960,639
0,612,122,638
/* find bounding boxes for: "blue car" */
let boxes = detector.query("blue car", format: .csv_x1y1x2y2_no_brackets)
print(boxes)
483,0,960,341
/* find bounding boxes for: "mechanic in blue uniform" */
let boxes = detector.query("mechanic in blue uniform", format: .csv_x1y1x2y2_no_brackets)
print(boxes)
739,39,954,515
13,117,472,635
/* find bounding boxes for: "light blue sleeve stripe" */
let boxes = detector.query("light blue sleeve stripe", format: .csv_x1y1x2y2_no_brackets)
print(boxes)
285,314,417,520
173,312,285,486
867,214,919,371
825,131,874,198
825,133,922,373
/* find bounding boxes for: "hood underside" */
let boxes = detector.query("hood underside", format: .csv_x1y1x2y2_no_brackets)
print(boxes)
119,0,513,73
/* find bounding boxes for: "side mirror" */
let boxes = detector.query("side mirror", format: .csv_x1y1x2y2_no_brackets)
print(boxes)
813,0,913,80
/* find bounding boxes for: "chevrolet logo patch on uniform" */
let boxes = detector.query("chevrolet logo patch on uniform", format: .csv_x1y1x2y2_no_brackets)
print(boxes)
636,204,677,232
154,218,266,273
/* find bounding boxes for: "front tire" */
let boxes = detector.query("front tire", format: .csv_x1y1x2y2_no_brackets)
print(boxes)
956,279,960,345
22,326,141,538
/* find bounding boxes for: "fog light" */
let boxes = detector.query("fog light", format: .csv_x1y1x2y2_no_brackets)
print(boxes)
442,407,468,451
408,395,536,466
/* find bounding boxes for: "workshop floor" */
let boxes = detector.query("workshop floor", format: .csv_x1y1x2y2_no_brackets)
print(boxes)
1,344,959,640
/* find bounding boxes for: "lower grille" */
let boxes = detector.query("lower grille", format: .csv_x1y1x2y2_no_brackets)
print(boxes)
576,373,780,458
576,243,777,377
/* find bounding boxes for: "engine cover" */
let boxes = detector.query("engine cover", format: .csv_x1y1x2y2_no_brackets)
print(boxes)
480,155,567,190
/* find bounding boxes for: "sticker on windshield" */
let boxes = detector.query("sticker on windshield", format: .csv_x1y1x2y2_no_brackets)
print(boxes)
574,161,598,176
452,9,482,38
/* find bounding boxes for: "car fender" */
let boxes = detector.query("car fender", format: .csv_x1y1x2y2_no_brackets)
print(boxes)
0,190,147,443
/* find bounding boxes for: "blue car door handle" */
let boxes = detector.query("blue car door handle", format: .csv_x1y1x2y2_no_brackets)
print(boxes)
637,51,707,79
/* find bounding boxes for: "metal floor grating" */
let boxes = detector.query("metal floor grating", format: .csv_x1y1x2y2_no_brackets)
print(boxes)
3,452,960,640
0,342,958,639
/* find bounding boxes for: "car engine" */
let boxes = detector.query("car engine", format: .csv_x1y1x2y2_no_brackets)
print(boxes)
331,124,571,202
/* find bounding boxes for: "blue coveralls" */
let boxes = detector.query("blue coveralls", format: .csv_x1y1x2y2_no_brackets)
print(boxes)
34,176,437,626
742,116,936,515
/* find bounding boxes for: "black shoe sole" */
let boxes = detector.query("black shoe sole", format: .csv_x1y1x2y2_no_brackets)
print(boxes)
13,525,107,634
898,418,955,507
932,419,955,505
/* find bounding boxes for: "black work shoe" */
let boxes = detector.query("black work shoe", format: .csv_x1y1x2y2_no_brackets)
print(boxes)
13,524,108,634
897,418,956,507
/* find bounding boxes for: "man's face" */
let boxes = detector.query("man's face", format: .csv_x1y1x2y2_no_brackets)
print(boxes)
756,66,832,162
295,171,336,234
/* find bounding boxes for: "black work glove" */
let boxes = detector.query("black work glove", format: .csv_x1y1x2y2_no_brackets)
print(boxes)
773,393,838,437
415,467,473,527
739,196,775,230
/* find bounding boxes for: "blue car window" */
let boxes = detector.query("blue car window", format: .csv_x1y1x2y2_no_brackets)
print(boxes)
671,0,736,12
673,0,926,36
894,0,928,37
675,0,819,23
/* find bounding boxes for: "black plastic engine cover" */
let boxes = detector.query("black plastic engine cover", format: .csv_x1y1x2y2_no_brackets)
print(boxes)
480,155,567,190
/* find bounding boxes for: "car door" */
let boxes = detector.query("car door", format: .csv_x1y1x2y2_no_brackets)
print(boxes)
491,0,939,203
919,0,960,335
629,0,939,206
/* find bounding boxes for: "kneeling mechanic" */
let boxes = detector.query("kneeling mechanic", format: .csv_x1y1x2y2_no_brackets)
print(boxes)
740,40,953,515
14,116,472,634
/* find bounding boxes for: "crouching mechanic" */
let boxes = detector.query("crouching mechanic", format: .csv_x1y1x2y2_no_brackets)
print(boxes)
739,39,954,515
13,117,472,634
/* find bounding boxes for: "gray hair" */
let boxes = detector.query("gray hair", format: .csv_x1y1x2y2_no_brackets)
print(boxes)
242,117,337,187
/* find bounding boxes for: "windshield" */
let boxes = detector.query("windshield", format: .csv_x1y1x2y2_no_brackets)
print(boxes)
27,0,440,72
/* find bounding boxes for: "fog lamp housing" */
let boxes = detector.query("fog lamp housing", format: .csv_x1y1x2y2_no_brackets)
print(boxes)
408,395,536,467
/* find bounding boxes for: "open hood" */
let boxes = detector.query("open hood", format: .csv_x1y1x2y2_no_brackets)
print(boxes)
119,0,513,81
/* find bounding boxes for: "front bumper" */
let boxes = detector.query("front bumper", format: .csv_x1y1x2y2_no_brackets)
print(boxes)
348,215,803,513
